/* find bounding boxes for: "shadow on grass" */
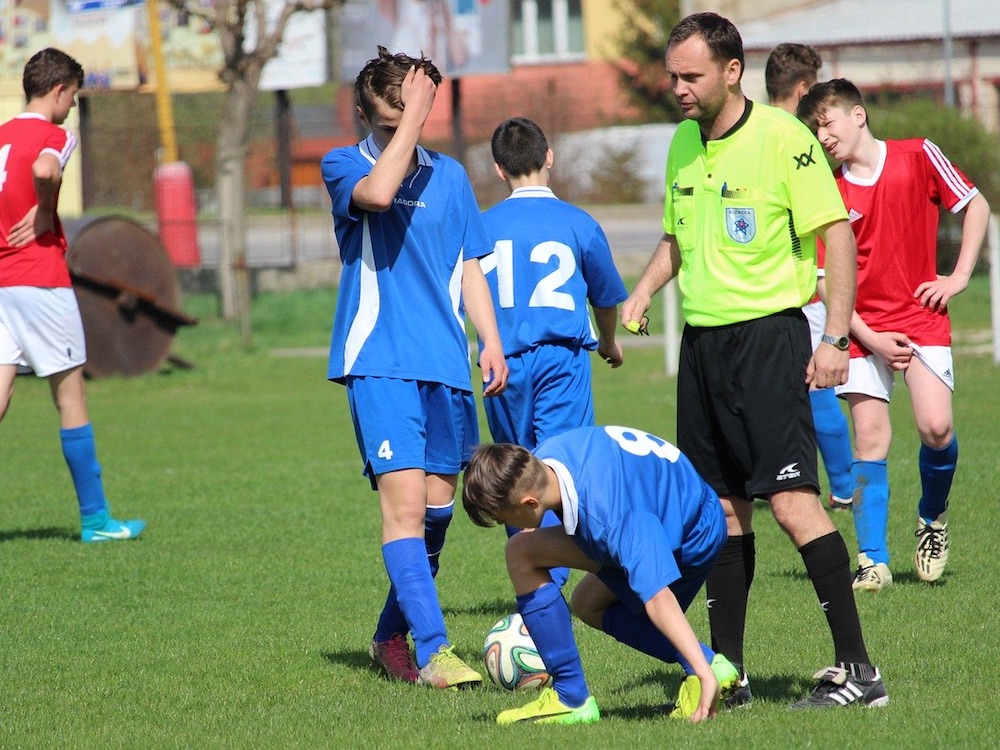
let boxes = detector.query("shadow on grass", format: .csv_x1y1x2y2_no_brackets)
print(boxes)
603,671,817,720
0,526,77,543
321,648,375,674
443,597,518,620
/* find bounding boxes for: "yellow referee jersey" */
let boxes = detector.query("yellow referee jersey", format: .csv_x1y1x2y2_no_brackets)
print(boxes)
663,101,847,327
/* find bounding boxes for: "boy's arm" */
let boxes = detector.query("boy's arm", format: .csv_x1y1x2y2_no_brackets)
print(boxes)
914,192,991,312
462,258,508,396
351,66,437,212
6,152,61,248
593,306,623,368
621,233,680,331
644,587,718,722
808,219,855,389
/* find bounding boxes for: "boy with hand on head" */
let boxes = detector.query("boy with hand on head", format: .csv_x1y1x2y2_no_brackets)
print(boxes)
0,47,145,543
766,43,855,511
321,46,508,689
463,426,741,725
797,79,990,591
478,117,628,586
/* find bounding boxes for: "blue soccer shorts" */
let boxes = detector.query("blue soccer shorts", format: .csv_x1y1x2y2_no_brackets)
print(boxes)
345,376,479,488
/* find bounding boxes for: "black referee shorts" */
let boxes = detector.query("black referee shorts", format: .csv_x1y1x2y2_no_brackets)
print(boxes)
677,308,820,501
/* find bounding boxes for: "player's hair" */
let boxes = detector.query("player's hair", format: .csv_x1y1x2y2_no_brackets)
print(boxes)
765,43,821,103
667,12,744,79
491,117,548,178
796,78,867,132
23,48,84,102
462,443,548,528
355,45,442,120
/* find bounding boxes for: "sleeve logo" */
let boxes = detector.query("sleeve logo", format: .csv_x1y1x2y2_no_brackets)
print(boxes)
794,144,817,169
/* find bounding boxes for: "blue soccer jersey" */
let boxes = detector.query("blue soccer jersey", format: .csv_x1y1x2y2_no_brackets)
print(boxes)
534,426,725,605
321,135,493,391
479,187,627,357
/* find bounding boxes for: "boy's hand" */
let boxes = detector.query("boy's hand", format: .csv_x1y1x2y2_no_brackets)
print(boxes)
868,330,913,371
6,205,53,247
914,273,969,313
480,343,508,397
400,65,437,128
598,340,623,368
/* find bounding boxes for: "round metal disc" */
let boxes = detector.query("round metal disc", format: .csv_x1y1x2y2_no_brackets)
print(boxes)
66,216,183,378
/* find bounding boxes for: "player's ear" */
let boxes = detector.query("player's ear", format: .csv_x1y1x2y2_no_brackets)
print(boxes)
519,494,540,510
493,162,508,182
544,148,554,170
356,105,369,128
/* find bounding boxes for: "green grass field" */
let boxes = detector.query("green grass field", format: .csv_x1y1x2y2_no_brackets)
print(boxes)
2,277,998,748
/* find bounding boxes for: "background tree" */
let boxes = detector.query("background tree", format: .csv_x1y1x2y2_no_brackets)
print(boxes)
610,0,682,124
163,0,344,343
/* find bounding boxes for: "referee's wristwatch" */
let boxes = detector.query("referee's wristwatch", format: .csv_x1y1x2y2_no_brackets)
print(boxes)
821,333,851,351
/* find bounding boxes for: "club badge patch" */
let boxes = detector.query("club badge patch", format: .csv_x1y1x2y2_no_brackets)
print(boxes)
725,207,756,244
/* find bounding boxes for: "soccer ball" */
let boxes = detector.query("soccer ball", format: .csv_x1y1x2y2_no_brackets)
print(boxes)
483,613,552,691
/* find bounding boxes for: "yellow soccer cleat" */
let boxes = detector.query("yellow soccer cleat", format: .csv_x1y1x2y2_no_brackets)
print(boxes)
497,686,600,725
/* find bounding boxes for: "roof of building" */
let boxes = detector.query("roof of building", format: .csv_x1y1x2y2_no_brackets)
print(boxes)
740,0,1000,50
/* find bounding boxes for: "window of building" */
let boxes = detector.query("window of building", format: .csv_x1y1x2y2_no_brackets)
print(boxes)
512,0,586,63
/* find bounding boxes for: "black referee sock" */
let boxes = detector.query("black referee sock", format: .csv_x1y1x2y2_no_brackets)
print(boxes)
799,531,871,667
705,533,755,669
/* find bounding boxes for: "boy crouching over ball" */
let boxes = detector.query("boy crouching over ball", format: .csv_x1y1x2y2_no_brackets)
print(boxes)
462,426,739,724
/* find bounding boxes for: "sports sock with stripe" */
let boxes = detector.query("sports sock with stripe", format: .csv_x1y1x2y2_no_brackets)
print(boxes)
705,533,755,669
800,531,871,666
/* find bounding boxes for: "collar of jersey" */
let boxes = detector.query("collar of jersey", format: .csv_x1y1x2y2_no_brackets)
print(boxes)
360,134,432,168
509,186,556,200
541,458,579,534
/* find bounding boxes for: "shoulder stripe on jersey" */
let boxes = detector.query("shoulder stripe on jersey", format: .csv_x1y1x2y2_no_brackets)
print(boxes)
922,139,972,199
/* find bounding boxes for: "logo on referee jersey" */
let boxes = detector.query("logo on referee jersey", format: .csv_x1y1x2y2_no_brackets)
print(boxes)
725,208,756,244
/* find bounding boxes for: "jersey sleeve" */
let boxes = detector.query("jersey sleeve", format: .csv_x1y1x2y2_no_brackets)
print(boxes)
581,223,628,309
321,148,369,222
458,175,493,261
921,139,978,214
783,126,848,235
40,128,76,170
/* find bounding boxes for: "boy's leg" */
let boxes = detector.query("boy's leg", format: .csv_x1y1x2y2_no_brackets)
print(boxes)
847,393,893,581
0,364,16,421
498,530,600,724
810,387,854,506
50,368,144,542
905,354,957,581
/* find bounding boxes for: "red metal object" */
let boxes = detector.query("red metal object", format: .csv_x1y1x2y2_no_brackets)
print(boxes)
66,215,198,378
154,161,201,268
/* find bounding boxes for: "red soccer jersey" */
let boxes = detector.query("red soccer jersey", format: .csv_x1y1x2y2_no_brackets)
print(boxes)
835,138,976,352
0,113,77,288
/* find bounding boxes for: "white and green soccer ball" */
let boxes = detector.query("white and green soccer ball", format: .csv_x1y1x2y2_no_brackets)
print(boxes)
483,613,552,691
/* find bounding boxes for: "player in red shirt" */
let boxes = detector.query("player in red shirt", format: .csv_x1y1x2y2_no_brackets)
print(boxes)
798,78,990,591
0,48,145,542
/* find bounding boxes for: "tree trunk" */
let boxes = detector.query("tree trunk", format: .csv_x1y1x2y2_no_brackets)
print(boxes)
215,74,259,346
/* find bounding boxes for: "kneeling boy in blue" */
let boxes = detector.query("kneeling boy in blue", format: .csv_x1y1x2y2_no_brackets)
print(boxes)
462,426,738,724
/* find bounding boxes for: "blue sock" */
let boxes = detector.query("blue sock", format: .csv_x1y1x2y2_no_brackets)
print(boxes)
505,510,570,589
375,503,455,642
381,538,447,667
918,436,958,523
424,502,453,578
851,460,890,565
60,424,109,523
810,389,854,500
517,583,589,707
602,602,714,675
